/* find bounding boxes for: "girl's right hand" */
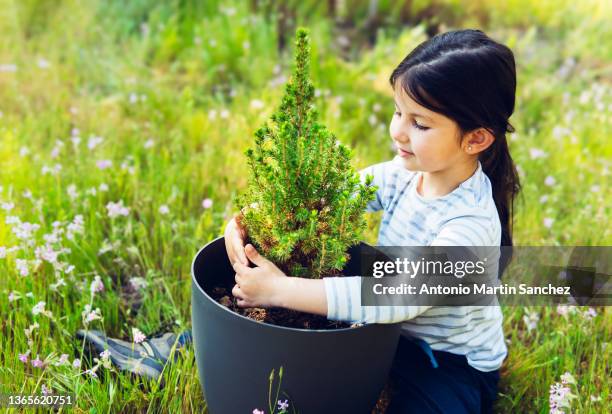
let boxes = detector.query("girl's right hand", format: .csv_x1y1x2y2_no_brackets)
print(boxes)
224,215,249,266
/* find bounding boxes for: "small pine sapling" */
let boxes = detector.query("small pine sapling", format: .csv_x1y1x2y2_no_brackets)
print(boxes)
235,28,376,278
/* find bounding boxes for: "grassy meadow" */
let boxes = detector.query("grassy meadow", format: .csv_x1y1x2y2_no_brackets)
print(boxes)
0,0,610,412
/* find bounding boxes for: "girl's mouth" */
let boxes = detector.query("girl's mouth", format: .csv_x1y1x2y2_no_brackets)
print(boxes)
397,147,414,157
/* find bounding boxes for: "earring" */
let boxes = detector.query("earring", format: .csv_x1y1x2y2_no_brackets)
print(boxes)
467,145,472,152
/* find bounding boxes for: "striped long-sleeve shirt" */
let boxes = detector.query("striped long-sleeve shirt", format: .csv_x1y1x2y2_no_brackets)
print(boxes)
323,156,507,372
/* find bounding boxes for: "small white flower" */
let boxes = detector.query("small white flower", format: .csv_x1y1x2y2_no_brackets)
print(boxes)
129,277,148,291
544,176,556,187
67,184,79,200
220,6,236,16
522,310,539,332
99,349,111,365
158,205,170,215
220,109,229,119
250,99,264,110
202,198,213,209
372,103,382,113
539,195,549,204
0,246,6,259
556,305,575,317
19,146,30,157
71,136,81,148
579,90,590,104
529,148,548,160
99,183,109,192
16,259,30,277
132,327,146,344
106,200,130,218
1,202,14,212
32,301,46,315
583,307,597,320
590,185,600,193
37,58,51,69
56,353,69,366
36,245,60,264
87,136,104,151
208,109,218,120
50,277,67,291
144,139,154,149
82,304,103,323
0,63,17,72
96,160,112,170
543,217,554,228
90,275,104,294
560,372,576,385
368,114,377,126
552,126,568,140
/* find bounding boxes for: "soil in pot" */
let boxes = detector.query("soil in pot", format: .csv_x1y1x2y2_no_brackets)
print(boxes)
209,286,353,330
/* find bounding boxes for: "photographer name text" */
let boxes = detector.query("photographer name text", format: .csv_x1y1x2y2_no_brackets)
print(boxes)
372,283,571,296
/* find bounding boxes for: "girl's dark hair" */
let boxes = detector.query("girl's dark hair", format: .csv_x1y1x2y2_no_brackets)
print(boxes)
390,29,520,276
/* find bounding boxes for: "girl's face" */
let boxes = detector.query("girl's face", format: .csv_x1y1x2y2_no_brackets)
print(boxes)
390,83,467,172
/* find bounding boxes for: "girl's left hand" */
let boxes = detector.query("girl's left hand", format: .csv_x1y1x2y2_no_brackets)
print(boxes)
231,244,288,308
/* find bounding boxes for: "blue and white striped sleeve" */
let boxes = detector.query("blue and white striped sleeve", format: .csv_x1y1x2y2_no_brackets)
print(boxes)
323,213,499,324
323,276,431,324
431,211,498,247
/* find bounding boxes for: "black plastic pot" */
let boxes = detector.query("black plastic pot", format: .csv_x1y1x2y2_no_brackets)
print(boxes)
192,236,401,414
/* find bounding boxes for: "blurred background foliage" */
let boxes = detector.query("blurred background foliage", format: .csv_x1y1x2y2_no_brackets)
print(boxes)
0,0,610,412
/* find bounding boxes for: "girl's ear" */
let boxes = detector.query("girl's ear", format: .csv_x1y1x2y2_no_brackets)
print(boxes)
464,128,495,154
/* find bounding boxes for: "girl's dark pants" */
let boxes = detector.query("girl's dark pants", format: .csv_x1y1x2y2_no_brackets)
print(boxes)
386,335,500,414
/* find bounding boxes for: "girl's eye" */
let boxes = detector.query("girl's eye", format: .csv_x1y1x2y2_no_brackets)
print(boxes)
412,119,429,131
394,111,429,131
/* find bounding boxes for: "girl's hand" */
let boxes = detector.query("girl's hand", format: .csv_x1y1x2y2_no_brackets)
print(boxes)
232,244,288,308
224,215,248,266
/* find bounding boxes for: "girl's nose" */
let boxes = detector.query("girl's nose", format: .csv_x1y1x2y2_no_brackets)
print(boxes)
392,132,410,145
390,123,409,144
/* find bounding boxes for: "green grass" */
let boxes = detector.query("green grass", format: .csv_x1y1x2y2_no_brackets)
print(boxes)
0,0,610,412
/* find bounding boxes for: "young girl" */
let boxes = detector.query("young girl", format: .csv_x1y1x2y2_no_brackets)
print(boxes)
227,29,520,413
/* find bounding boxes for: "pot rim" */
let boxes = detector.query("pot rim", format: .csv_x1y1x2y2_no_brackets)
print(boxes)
191,236,371,333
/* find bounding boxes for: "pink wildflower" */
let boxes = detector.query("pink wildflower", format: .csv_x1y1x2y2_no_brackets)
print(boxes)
18,350,30,364
31,354,44,368
96,159,113,170
106,200,130,218
202,198,213,209
132,327,146,344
